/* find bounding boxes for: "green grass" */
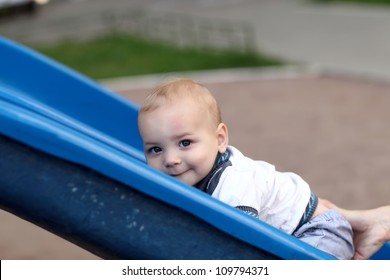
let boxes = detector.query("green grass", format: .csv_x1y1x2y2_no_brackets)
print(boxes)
31,33,284,80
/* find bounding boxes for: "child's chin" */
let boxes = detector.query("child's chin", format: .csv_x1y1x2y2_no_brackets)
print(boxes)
178,177,197,186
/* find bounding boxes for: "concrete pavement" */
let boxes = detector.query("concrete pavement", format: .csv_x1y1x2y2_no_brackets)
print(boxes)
153,0,390,80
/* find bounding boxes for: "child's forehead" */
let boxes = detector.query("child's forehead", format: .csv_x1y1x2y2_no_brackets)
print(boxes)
140,80,220,127
143,98,213,128
157,93,204,111
157,97,203,118
139,104,215,141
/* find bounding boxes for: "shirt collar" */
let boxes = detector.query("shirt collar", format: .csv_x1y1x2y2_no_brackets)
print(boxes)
194,149,232,195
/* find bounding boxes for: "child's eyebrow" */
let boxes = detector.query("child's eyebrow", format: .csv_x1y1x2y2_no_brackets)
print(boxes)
143,133,194,146
172,133,193,140
143,141,159,146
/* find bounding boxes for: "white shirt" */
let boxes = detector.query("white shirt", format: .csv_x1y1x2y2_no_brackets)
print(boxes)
212,146,311,234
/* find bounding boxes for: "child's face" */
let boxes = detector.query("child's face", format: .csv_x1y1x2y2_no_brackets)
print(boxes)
138,97,228,186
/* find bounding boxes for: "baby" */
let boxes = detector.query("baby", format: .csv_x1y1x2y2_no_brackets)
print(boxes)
137,77,354,259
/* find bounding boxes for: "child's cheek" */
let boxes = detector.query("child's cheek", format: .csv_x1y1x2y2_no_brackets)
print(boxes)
147,158,160,170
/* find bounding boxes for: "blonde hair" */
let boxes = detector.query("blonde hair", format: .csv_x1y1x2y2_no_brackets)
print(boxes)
139,77,222,127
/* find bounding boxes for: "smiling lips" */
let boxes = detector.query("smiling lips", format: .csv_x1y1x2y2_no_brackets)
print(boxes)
169,170,187,177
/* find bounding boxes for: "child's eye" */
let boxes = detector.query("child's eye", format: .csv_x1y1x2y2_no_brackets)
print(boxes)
148,146,162,154
179,140,191,148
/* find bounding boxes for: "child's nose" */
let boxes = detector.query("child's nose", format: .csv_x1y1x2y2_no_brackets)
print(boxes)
164,151,181,167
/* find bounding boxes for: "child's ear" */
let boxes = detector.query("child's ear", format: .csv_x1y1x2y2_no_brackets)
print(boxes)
216,123,229,153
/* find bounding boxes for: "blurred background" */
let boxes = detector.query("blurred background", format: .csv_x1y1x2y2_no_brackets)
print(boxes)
1,0,390,259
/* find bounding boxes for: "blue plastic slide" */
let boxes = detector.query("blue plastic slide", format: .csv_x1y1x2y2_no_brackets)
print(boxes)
0,36,388,259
